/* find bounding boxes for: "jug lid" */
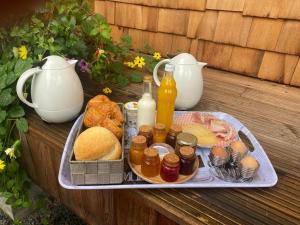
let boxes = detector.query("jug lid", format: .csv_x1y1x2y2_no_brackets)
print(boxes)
171,53,198,65
42,55,73,70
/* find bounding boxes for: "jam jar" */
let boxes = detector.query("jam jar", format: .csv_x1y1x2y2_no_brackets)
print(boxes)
138,125,153,146
166,124,182,148
153,123,167,143
179,146,196,175
129,135,147,165
175,132,198,155
141,148,160,177
160,153,180,182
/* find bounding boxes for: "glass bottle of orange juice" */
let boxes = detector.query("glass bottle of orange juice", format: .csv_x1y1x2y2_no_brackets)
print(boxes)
156,64,177,131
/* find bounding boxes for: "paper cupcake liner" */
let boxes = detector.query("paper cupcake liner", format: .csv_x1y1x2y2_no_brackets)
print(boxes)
227,146,248,163
208,153,229,167
239,162,260,179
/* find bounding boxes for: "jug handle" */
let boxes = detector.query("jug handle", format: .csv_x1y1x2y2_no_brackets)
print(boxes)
16,67,42,108
153,59,171,86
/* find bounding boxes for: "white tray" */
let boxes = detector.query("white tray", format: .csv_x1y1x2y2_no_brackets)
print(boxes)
58,112,278,189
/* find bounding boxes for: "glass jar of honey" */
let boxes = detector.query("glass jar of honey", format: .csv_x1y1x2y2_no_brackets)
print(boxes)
141,148,160,177
160,153,180,182
179,146,196,175
166,124,182,148
175,133,198,155
129,135,147,165
153,123,167,143
138,125,153,147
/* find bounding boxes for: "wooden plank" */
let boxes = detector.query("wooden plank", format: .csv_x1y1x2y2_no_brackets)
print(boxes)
229,47,264,77
94,0,106,17
258,52,299,83
189,39,199,57
110,25,127,43
187,11,203,38
243,0,280,18
141,6,159,31
128,28,144,49
276,21,300,55
213,11,252,46
115,3,142,29
171,35,191,54
290,60,300,87
247,18,283,51
157,8,189,35
206,0,245,12
177,0,206,11
105,1,115,24
278,0,300,20
200,41,233,70
197,10,219,41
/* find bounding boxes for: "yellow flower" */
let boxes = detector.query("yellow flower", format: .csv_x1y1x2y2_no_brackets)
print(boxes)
134,56,145,68
18,45,28,60
0,160,5,172
153,52,161,60
102,87,112,94
124,61,136,68
5,148,16,159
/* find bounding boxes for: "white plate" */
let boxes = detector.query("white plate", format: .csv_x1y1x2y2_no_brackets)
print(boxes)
58,111,278,189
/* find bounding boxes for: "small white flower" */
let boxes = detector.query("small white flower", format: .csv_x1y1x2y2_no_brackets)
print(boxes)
5,148,16,159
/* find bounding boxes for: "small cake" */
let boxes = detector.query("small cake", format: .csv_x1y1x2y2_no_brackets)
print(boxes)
230,140,248,162
210,146,229,166
239,156,259,179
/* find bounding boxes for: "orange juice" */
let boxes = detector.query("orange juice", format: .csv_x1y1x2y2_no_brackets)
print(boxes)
156,64,177,131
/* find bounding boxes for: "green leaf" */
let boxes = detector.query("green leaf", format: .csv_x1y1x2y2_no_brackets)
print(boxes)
130,73,143,83
0,110,6,123
0,74,7,91
116,74,129,87
5,71,19,86
7,179,15,189
0,125,6,136
22,201,31,208
8,105,25,118
14,59,33,77
1,192,13,199
12,47,19,58
16,118,28,133
0,88,15,107
111,62,123,74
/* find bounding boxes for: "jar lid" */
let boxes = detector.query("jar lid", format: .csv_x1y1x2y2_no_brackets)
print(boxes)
144,148,158,158
154,123,166,131
144,75,153,82
179,146,195,158
164,153,179,167
177,132,197,146
132,135,147,148
169,124,182,135
139,125,153,133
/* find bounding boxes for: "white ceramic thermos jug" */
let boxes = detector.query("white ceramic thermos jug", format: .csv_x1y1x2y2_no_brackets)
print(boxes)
16,55,84,123
153,53,207,110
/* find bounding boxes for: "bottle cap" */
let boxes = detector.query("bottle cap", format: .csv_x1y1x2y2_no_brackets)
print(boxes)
165,63,175,72
169,124,182,135
164,153,179,167
144,148,158,158
139,125,153,134
132,135,147,149
179,146,195,159
177,133,198,146
154,123,166,131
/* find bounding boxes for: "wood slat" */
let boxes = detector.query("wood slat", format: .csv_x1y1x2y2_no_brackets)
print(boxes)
278,0,300,20
206,0,245,12
105,1,115,24
290,60,300,86
246,18,283,51
228,46,264,76
258,52,299,84
243,0,280,18
187,11,203,38
197,10,219,41
276,21,300,55
110,25,128,43
171,35,191,53
213,11,252,46
177,0,206,11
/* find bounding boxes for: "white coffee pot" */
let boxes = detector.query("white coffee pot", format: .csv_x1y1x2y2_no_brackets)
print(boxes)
16,55,84,123
153,53,207,109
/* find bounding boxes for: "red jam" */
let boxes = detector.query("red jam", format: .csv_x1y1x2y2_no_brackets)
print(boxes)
179,146,196,175
160,153,180,182
138,125,153,147
166,124,182,148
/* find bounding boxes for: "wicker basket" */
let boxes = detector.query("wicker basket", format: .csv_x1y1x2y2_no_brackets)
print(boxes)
69,103,125,185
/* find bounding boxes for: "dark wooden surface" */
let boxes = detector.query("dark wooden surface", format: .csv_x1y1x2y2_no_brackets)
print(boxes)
21,68,300,225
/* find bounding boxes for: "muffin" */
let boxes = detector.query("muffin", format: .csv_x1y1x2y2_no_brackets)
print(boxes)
209,146,229,166
229,140,248,162
239,156,259,179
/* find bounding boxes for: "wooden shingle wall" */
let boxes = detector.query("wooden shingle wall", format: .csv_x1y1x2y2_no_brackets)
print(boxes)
94,0,300,87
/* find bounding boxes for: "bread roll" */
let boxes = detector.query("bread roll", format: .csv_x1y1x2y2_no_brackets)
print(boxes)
74,127,122,161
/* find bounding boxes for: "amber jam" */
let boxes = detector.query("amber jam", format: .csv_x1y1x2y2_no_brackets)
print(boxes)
141,148,160,177
153,123,167,143
166,124,182,148
129,135,147,165
160,153,180,182
175,133,198,155
179,146,196,175
138,125,153,147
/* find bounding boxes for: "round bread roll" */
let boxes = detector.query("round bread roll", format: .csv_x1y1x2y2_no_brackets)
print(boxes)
74,127,121,161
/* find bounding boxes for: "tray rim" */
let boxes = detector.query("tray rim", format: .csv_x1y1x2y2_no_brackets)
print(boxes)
58,111,278,190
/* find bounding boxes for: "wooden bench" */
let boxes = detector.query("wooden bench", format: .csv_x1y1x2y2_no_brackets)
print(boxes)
20,68,300,225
